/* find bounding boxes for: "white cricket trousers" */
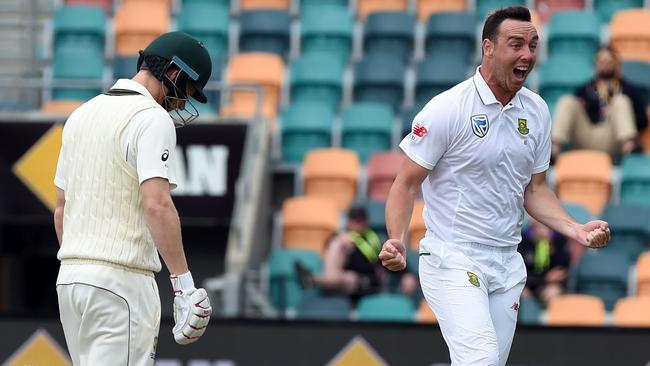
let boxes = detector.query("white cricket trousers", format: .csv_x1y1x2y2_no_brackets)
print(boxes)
419,239,526,366
56,263,161,366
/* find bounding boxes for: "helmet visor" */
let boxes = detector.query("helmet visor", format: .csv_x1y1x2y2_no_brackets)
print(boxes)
171,55,207,103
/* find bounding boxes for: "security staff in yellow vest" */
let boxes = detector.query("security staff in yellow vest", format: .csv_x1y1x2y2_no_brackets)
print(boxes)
296,206,418,304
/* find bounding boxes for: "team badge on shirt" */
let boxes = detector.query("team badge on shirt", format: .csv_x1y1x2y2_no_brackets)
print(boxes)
517,118,529,135
470,114,489,138
467,271,480,287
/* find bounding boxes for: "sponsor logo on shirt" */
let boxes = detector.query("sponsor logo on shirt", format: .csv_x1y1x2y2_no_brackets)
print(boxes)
161,149,169,161
511,302,520,311
412,123,428,137
470,114,489,138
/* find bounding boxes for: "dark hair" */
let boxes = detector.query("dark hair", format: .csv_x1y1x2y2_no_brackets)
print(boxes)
597,45,619,62
481,6,531,43
348,206,367,221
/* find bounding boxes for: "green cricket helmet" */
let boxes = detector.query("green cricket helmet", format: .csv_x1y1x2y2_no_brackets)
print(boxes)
138,31,212,103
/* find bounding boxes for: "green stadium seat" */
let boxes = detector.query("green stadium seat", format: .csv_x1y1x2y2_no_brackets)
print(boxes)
539,55,593,114
353,56,405,112
424,11,476,66
341,102,395,163
363,12,415,65
620,154,650,208
301,0,348,12
268,248,323,311
239,10,291,60
357,294,415,322
178,1,229,60
280,102,334,163
54,4,106,45
401,103,425,137
622,61,650,103
562,201,593,225
593,0,643,23
296,292,352,320
290,52,344,111
518,296,542,325
113,56,138,80
365,200,387,242
476,0,526,21
601,204,650,262
52,5,106,100
415,55,468,105
301,6,354,65
572,250,631,310
547,11,600,63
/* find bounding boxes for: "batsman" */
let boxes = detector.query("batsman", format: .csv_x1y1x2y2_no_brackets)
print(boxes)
54,32,213,365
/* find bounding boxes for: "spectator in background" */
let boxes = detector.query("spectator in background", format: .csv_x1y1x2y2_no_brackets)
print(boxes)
552,46,647,162
518,217,571,306
295,206,418,305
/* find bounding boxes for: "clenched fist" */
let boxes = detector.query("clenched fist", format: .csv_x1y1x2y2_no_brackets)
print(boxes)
379,239,407,271
577,220,611,249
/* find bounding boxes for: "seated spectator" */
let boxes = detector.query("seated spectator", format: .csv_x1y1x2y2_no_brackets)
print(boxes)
518,218,571,306
295,205,418,305
552,46,648,162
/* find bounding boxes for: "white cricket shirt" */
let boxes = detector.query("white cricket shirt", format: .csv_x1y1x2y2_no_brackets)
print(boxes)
55,79,178,190
399,67,552,247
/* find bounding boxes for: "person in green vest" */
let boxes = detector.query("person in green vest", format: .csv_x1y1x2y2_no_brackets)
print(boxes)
296,205,418,304
518,217,571,306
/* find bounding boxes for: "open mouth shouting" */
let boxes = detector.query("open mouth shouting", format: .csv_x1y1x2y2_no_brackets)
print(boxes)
513,65,528,82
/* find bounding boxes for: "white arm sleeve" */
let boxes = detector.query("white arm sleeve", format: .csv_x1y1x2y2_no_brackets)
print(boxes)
398,99,452,170
122,108,178,189
532,103,552,174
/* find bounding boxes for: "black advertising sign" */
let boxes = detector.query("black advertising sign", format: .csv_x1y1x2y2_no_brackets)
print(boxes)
2,318,650,366
0,121,246,227
172,123,246,226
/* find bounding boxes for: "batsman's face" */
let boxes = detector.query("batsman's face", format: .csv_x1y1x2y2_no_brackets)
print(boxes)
165,79,196,111
489,19,538,95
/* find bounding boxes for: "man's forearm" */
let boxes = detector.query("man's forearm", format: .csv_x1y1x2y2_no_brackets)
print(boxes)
524,181,578,239
386,180,419,243
146,201,189,275
54,207,64,246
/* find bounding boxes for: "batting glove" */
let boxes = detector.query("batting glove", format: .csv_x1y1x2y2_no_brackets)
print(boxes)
170,271,212,345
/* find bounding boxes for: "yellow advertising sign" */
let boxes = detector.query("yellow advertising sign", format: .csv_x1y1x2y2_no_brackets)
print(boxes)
4,328,71,366
328,336,388,366
12,124,63,212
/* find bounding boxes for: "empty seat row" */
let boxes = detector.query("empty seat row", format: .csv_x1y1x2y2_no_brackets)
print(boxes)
555,151,650,215
544,294,650,326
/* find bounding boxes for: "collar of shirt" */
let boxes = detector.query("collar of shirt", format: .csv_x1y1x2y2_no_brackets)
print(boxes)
110,79,158,102
472,66,524,110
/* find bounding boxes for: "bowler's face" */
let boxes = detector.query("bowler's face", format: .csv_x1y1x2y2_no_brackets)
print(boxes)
492,19,538,94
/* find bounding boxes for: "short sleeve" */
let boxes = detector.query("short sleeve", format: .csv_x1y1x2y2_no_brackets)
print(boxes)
398,99,452,170
533,103,552,174
132,109,178,188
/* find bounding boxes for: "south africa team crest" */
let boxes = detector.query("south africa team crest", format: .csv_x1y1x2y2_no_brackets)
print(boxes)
517,118,529,135
470,114,489,138
467,272,480,287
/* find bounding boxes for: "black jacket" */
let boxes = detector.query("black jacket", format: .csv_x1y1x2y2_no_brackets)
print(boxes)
574,78,648,133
